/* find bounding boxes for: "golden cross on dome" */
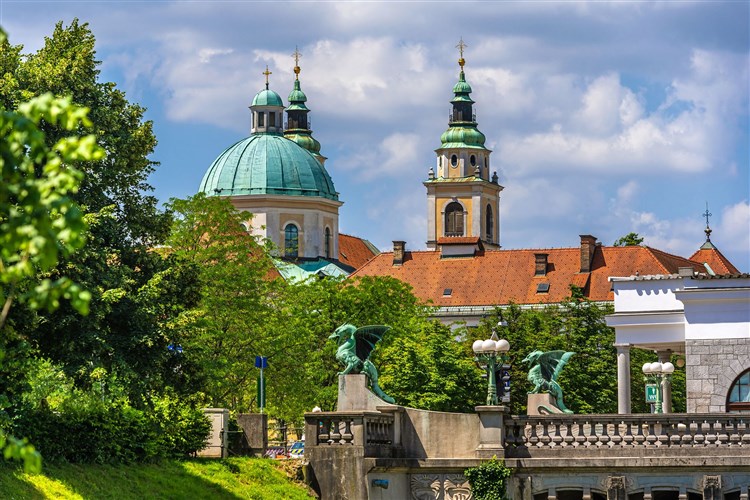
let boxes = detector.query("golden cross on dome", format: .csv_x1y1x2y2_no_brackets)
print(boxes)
456,37,467,68
292,46,302,79
263,65,272,89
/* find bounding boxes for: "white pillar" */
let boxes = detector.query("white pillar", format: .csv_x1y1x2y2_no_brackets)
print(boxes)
658,350,673,413
616,344,631,414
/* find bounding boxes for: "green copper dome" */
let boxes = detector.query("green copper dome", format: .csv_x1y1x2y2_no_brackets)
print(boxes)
452,71,473,95
199,135,338,200
252,89,284,107
287,80,308,108
440,127,486,149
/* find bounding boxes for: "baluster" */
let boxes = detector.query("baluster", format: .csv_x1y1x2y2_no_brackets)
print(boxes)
716,419,729,446
623,420,634,447
576,420,586,446
343,418,353,444
587,418,599,447
563,420,575,448
705,420,718,447
552,420,564,447
318,419,330,444
681,420,695,447
540,419,552,447
729,418,741,447
599,419,611,447
610,419,623,447
645,419,658,447
670,421,685,447
330,419,342,444
656,419,668,447
693,420,707,446
739,418,750,447
528,420,540,446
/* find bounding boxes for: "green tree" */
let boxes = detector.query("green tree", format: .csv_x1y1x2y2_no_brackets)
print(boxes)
0,51,104,469
613,232,644,247
165,193,278,412
0,20,189,402
378,321,485,412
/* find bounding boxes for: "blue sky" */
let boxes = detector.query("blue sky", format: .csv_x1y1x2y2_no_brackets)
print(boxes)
6,1,749,271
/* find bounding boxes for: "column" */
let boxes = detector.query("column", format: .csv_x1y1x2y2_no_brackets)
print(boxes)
615,344,631,414
658,350,673,413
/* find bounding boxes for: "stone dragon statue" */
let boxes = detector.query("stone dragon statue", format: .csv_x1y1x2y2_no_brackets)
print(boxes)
522,350,575,414
329,324,395,404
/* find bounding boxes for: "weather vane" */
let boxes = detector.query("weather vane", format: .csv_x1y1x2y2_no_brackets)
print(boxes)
292,46,302,80
456,37,467,69
263,65,272,89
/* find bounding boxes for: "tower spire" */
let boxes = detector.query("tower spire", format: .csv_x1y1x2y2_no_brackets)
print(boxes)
702,202,713,243
456,37,467,69
284,47,323,161
292,46,302,81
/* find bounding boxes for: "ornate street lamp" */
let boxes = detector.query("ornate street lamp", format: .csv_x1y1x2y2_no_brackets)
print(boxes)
472,321,510,406
642,361,674,414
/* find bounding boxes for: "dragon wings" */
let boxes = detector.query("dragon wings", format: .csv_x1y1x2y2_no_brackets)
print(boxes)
537,350,575,382
353,325,391,362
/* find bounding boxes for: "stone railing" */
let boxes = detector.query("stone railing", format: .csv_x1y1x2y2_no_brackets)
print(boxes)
306,411,394,448
504,413,750,457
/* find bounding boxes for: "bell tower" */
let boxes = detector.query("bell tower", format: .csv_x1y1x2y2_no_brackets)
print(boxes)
424,39,503,250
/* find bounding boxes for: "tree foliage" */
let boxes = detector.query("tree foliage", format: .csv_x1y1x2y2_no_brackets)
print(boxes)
464,457,512,500
613,232,644,247
0,20,192,404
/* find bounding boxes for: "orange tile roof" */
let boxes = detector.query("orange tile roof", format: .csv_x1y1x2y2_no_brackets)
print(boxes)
352,244,706,306
689,247,740,275
338,233,379,270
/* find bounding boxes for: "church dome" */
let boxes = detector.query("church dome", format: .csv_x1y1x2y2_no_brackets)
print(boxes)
440,126,486,148
251,89,284,107
199,134,338,200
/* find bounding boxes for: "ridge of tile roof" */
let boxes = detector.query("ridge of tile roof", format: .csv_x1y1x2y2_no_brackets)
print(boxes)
338,233,379,270
351,243,719,307
688,246,740,275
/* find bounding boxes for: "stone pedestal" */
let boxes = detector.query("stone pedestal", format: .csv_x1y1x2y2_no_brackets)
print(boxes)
337,374,396,411
236,413,268,457
527,393,564,416
475,405,508,458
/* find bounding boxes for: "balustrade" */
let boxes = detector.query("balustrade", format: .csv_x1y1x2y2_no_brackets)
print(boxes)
505,413,749,456
307,411,394,447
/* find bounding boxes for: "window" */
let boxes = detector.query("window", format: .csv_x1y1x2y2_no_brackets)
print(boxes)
324,227,331,258
470,154,476,166
536,283,550,293
444,202,464,237
257,112,265,127
269,112,276,127
486,204,494,241
284,224,299,258
450,154,458,167
727,369,750,412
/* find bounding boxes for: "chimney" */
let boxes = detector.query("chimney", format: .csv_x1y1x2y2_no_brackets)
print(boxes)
393,241,405,266
580,235,597,273
534,253,548,276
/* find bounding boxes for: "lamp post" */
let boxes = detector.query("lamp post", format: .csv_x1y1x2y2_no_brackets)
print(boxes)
472,322,510,406
642,361,674,414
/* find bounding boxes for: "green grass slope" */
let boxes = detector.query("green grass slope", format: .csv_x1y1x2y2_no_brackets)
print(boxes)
0,457,315,499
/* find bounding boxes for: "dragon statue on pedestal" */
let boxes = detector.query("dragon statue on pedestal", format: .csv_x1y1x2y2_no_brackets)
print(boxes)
329,324,395,404
523,350,575,414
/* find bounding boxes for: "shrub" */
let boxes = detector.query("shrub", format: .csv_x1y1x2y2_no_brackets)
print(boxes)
464,457,512,500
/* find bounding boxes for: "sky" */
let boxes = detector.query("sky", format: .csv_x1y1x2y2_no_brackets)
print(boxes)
5,1,749,271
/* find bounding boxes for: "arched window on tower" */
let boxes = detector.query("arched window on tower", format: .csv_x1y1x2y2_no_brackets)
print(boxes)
486,203,494,242
727,369,750,413
444,202,464,237
284,223,299,258
325,227,331,258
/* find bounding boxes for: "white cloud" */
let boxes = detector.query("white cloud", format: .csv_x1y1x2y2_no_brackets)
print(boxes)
198,48,233,64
